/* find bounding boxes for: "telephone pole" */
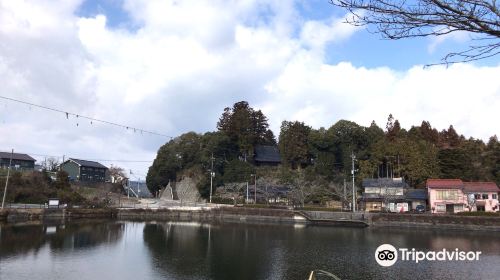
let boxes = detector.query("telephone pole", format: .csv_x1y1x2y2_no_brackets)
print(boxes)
1,149,14,209
343,178,346,212
251,174,256,204
351,151,356,212
209,153,215,203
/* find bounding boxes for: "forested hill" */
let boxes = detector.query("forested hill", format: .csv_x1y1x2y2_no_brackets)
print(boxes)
146,101,500,197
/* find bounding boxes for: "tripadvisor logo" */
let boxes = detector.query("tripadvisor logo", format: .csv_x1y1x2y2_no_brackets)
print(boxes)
375,244,482,267
375,244,398,267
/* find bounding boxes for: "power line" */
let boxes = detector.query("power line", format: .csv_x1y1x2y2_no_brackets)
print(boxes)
0,95,174,139
0,151,153,163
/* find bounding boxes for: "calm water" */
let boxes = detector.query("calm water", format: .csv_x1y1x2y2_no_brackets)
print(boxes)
1,220,499,280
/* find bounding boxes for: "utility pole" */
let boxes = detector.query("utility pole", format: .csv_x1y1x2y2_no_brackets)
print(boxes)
343,178,346,212
251,174,256,204
254,174,257,204
246,181,249,203
1,149,13,209
397,154,400,177
351,151,356,212
209,153,214,203
137,178,140,199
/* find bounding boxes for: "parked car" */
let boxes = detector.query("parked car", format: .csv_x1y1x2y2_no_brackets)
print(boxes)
415,205,426,213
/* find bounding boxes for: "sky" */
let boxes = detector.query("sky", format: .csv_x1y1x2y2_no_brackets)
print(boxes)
0,0,499,178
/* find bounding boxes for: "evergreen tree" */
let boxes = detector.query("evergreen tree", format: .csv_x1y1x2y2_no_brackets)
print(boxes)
438,148,471,180
216,101,276,158
279,121,312,169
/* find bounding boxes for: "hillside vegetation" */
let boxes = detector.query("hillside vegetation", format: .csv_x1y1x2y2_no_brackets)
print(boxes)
147,101,500,204
0,170,122,207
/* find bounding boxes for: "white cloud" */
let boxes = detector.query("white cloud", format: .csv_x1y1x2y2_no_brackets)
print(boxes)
427,30,470,54
264,61,500,140
0,0,498,177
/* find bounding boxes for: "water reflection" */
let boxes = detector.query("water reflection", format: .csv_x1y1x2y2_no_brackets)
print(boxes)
142,222,500,280
1,221,499,280
0,220,124,258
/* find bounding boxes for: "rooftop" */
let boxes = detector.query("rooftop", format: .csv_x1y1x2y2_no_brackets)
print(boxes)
426,179,464,189
67,158,108,169
254,145,281,163
406,189,428,200
362,178,409,188
463,182,499,193
0,152,36,162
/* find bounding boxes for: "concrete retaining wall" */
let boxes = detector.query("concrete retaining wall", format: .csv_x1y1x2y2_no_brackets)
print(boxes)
2,207,500,231
118,207,301,224
371,213,500,231
4,208,117,222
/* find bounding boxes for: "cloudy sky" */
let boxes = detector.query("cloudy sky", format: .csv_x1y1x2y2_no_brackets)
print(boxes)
0,0,499,177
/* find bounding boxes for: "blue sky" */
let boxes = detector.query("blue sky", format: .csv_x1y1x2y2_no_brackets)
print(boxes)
0,0,499,175
76,0,497,70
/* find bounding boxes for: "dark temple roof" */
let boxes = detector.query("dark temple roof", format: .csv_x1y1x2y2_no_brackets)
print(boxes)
254,145,281,163
0,152,36,162
67,158,108,169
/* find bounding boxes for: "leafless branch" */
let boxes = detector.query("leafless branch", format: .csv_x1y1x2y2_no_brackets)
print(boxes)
330,0,500,64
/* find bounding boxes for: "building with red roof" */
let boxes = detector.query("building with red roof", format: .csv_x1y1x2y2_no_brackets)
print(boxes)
427,179,499,213
463,182,499,212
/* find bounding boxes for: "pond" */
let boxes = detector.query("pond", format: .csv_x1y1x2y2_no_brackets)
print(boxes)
1,220,499,279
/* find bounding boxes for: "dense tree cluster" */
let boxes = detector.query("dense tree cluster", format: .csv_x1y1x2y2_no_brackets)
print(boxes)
147,101,500,197
0,170,86,205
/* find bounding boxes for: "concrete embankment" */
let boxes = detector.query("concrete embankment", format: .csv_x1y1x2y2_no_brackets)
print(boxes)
297,211,500,231
118,207,305,224
371,213,500,231
4,208,117,222
2,208,500,231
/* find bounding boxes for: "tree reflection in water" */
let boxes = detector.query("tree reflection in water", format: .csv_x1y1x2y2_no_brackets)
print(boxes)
0,220,124,258
143,222,302,280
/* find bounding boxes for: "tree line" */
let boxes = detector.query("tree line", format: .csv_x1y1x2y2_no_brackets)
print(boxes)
146,101,500,197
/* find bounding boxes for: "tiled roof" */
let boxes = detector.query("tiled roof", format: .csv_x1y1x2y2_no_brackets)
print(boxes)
67,158,108,169
426,179,463,189
362,178,409,188
254,145,281,163
0,152,36,162
406,189,428,200
463,182,499,193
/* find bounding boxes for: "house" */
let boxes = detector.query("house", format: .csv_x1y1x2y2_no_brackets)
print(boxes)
463,182,499,212
405,189,428,210
60,158,108,182
0,152,36,171
361,178,409,212
253,145,281,166
427,179,466,213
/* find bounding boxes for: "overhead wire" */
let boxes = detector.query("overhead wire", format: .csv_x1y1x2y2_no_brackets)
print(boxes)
1,151,154,164
0,95,174,139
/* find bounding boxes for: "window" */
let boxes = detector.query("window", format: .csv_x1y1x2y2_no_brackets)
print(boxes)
474,194,481,199
436,204,445,212
482,194,489,199
436,190,459,200
493,194,498,200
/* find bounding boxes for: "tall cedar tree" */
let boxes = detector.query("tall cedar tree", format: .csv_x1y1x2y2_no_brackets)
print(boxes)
217,101,276,158
279,121,312,169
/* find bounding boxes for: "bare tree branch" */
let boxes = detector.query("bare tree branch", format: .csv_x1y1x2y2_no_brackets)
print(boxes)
330,0,500,65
